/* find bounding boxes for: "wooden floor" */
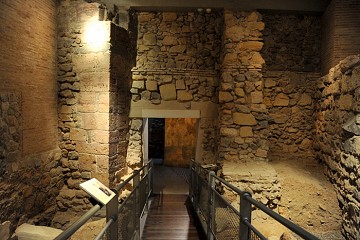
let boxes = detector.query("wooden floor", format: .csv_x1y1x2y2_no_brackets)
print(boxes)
142,194,204,240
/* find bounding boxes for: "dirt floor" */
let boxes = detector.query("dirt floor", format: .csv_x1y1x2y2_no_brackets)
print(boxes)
254,155,344,239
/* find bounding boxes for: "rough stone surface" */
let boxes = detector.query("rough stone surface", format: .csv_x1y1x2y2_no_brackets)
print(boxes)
15,223,62,240
219,10,268,164
0,0,62,235
261,14,321,72
126,118,143,169
177,90,193,102
69,218,106,240
223,162,281,209
55,0,132,228
131,11,221,105
0,221,10,240
264,71,319,156
159,84,176,100
315,55,360,240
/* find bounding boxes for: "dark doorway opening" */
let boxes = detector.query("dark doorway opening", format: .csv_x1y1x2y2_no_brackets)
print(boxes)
148,118,165,165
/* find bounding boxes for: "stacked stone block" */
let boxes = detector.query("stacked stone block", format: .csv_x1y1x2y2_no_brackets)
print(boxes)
259,12,322,159
56,0,117,227
132,11,222,105
264,71,320,156
108,24,133,186
199,118,219,164
126,118,143,170
131,70,218,104
0,93,21,169
136,12,222,70
55,0,133,227
219,11,268,163
261,14,321,72
129,11,221,165
315,55,360,239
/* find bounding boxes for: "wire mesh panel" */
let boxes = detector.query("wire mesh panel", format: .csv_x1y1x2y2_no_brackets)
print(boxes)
213,191,240,240
139,177,148,215
249,229,266,240
118,191,136,240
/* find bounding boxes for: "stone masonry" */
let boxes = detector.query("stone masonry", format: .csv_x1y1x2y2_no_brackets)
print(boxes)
218,10,280,209
0,92,21,172
261,13,322,158
55,0,132,228
131,11,221,105
264,71,320,156
108,24,133,186
0,0,62,235
128,11,222,166
315,55,360,240
219,11,268,164
261,14,321,72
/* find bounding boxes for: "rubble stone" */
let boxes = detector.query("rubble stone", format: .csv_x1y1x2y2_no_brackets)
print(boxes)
315,55,360,239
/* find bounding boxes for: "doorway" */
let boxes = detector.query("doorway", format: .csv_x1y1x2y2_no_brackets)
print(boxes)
147,117,197,194
148,118,165,165
147,118,197,167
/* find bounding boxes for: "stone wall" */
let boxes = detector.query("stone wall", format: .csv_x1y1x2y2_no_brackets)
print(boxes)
131,11,221,105
198,118,219,164
0,0,61,234
264,71,320,156
126,118,143,170
260,13,322,158
261,13,321,72
131,70,218,104
321,0,360,74
136,12,222,71
108,24,132,186
129,11,222,165
219,10,268,164
315,55,360,240
55,0,131,228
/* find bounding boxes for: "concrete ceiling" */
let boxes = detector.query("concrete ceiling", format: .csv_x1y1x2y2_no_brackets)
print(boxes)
102,0,331,13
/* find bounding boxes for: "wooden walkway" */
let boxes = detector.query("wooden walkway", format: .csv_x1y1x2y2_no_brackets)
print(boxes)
142,194,204,240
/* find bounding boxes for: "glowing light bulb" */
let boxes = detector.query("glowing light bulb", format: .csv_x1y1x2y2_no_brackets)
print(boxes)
84,20,108,51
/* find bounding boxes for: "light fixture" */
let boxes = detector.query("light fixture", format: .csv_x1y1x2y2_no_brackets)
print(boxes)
84,18,108,51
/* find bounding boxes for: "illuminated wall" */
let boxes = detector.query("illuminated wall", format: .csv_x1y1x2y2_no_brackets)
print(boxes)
55,0,112,228
0,0,61,234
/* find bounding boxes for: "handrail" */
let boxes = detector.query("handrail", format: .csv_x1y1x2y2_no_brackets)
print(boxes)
54,205,102,240
94,218,114,240
244,195,319,240
55,160,153,240
189,160,320,240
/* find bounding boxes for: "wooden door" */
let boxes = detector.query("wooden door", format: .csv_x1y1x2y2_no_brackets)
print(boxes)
164,118,197,168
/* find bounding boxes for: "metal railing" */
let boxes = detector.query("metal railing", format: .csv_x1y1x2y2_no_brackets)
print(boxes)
189,160,319,240
55,160,153,240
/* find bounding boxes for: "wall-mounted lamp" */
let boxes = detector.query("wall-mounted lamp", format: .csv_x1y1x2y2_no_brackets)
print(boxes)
84,19,109,52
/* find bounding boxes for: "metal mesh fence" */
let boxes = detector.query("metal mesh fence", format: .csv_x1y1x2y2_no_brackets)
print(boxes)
117,191,136,240
139,177,148,216
249,229,265,240
213,192,240,240
197,175,210,223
